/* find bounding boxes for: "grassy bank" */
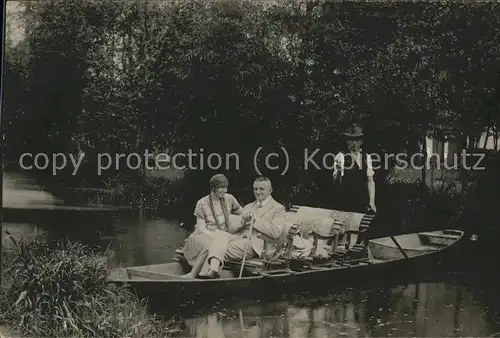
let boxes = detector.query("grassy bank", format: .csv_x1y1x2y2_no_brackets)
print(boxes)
0,237,179,337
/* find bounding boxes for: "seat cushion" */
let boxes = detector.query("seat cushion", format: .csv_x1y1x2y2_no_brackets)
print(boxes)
284,213,340,239
286,206,367,236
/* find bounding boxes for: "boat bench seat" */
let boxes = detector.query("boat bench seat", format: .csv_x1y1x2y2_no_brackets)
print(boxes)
223,258,266,275
418,231,460,247
225,258,263,268
418,231,461,246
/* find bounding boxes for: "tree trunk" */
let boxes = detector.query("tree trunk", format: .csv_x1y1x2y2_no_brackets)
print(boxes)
136,1,150,213
421,135,427,188
121,34,127,71
495,127,499,151
111,22,116,79
127,24,133,68
456,132,466,155
482,127,490,149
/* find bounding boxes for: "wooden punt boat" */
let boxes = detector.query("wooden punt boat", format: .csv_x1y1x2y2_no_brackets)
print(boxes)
108,205,465,303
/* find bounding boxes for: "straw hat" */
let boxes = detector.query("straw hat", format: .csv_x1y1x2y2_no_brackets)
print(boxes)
343,123,364,137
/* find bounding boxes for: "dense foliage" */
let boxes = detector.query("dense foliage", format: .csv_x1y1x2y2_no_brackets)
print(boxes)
4,0,500,214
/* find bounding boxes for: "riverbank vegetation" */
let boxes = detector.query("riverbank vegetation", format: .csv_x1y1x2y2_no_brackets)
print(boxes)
0,237,178,337
4,1,500,227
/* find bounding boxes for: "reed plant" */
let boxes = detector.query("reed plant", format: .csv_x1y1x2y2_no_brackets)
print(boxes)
0,236,178,337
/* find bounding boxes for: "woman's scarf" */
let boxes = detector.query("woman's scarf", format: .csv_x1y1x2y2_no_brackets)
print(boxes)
209,193,230,231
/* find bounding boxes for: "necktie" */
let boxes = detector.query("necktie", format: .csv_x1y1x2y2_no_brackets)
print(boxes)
257,201,263,208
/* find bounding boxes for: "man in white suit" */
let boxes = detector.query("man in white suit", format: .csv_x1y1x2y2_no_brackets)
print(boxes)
201,176,287,278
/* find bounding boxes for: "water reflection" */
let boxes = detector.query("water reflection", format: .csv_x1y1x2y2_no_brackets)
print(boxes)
2,222,48,248
103,215,188,268
176,283,500,337
2,171,62,208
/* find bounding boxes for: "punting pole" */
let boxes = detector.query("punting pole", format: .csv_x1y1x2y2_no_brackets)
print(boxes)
390,236,409,259
239,218,256,278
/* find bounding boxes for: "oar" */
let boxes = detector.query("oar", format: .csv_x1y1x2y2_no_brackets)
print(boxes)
239,218,256,278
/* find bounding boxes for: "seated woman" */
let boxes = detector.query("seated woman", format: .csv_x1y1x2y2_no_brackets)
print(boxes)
182,174,244,278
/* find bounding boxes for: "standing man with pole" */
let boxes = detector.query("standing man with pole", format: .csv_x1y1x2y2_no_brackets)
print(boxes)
331,123,394,256
332,123,376,214
330,123,377,253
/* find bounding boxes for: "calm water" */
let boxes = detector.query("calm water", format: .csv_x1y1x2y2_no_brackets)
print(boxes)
2,173,500,337
4,213,500,338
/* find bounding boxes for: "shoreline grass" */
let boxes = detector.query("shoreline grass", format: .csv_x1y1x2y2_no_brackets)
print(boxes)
0,236,179,337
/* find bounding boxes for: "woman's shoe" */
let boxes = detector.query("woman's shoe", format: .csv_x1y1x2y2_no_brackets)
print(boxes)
197,269,220,279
